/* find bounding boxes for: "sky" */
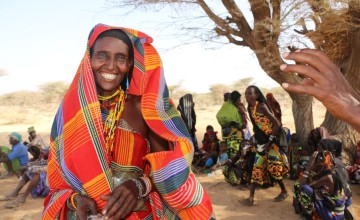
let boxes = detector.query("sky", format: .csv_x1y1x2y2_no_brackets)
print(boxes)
0,0,278,95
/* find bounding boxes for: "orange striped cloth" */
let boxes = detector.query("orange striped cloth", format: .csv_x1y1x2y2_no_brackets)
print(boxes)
42,23,214,219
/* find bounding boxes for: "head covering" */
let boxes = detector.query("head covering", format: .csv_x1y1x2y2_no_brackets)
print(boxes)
27,126,36,133
177,94,196,131
43,23,212,219
9,132,22,142
230,90,241,105
224,92,231,101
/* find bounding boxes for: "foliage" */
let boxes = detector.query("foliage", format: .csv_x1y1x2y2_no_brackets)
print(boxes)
38,81,69,103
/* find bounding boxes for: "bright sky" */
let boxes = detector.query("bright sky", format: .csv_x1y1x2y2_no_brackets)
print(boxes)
0,0,278,95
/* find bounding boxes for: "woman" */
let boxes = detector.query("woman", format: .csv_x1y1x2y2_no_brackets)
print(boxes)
293,150,353,219
216,90,247,139
243,85,289,206
177,94,199,151
42,24,214,220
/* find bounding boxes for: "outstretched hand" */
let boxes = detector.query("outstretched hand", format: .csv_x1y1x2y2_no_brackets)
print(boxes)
280,49,360,131
74,194,98,220
101,180,140,219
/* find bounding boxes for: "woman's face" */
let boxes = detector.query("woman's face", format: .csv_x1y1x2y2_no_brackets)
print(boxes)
245,87,257,104
91,36,133,96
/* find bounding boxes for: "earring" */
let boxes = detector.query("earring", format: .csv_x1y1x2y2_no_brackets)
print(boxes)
126,75,129,91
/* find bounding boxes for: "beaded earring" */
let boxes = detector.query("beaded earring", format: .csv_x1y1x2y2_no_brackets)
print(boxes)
126,74,129,91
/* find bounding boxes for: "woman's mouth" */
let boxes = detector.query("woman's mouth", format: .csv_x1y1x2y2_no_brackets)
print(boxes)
101,73,117,80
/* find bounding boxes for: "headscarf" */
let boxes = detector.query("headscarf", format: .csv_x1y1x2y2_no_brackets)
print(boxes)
9,132,22,142
177,94,196,132
43,24,212,219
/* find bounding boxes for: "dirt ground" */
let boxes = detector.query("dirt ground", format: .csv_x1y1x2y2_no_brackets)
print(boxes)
0,103,359,219
0,166,359,220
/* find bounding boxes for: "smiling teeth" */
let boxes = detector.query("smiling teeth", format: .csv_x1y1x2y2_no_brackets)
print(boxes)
101,73,116,80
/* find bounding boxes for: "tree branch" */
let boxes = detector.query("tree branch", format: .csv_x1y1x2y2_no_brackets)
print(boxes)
221,0,253,46
270,0,281,41
215,27,250,47
196,0,248,45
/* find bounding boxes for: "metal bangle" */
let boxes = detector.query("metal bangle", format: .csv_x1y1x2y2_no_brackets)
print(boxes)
132,179,144,199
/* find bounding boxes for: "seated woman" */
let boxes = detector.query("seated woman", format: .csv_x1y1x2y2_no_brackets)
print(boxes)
293,150,353,220
222,122,244,186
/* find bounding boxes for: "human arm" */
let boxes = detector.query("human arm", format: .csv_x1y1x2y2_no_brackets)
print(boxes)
280,49,360,132
7,145,22,161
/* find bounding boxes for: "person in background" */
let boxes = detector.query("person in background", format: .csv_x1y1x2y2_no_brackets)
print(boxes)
0,132,29,179
42,24,214,220
223,92,231,102
292,150,353,219
24,126,46,151
266,93,282,124
0,148,49,209
216,91,246,139
222,122,243,186
244,85,289,206
210,141,229,172
177,93,199,152
307,126,330,154
280,49,360,132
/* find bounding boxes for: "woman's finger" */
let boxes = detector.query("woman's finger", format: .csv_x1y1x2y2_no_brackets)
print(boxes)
281,82,325,100
280,62,324,84
297,49,339,70
282,50,337,76
116,197,138,219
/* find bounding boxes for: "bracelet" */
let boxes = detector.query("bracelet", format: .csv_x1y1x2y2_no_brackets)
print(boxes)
302,174,308,178
70,192,79,210
140,176,151,197
132,179,144,199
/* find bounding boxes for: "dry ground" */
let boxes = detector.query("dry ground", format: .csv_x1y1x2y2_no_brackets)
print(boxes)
0,101,359,220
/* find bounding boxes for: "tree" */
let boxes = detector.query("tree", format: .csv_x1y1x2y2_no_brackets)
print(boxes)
111,0,360,162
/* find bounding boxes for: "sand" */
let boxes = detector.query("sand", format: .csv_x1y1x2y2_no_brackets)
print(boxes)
0,103,359,219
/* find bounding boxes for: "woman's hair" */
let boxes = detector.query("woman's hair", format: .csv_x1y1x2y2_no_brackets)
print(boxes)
90,29,134,91
230,90,241,105
206,125,214,131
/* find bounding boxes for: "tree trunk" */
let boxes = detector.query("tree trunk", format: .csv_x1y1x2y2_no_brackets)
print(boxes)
291,94,314,146
321,4,360,164
322,112,359,163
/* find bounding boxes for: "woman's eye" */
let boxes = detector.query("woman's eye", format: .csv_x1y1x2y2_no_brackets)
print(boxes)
96,52,107,59
116,55,126,62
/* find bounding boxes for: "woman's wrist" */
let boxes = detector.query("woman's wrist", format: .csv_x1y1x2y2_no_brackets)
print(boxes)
133,175,153,199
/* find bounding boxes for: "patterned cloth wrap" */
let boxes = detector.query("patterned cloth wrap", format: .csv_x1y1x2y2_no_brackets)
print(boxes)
250,102,289,186
292,152,352,220
42,24,214,220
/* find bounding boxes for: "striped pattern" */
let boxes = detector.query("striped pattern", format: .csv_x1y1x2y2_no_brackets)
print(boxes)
42,24,214,220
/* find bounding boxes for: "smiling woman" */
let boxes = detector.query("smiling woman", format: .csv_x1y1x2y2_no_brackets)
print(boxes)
42,23,214,220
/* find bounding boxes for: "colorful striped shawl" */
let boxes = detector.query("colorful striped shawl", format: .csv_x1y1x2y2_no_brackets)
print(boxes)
42,23,214,220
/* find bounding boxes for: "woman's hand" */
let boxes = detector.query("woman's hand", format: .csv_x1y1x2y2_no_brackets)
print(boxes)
101,180,140,219
74,194,98,220
280,49,360,132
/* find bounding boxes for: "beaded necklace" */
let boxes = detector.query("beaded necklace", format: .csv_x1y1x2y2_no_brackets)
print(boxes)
99,88,126,155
